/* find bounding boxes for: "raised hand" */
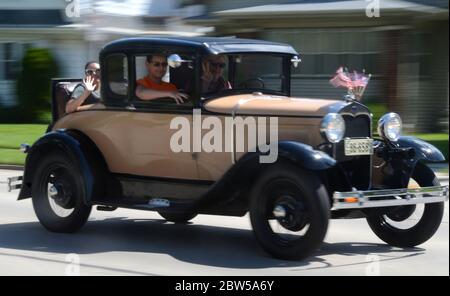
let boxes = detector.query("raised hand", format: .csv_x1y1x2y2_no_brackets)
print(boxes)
83,76,96,92
202,61,213,83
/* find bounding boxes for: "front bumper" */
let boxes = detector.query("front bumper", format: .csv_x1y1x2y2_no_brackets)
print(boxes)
332,185,449,210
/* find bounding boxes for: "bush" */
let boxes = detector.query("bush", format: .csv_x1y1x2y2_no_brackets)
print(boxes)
365,102,388,126
15,48,58,122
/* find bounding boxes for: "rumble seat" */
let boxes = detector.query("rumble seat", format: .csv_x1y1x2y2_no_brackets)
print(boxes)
54,81,81,119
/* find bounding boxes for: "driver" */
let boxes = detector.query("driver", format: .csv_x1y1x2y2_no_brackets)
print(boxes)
135,54,188,104
202,54,232,94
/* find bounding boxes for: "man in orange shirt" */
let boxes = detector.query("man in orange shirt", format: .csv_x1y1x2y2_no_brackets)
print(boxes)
135,54,188,104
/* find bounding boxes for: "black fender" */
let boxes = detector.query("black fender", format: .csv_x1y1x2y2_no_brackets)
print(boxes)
277,141,336,170
18,129,108,204
397,136,446,163
375,136,445,189
195,140,336,215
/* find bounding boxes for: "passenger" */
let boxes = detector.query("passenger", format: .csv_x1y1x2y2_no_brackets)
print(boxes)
135,54,188,104
202,54,232,94
65,61,102,113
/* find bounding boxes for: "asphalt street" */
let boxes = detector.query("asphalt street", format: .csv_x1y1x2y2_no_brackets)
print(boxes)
0,169,448,276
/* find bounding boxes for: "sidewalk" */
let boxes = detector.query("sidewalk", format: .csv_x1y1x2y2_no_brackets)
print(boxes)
429,163,449,181
0,165,23,171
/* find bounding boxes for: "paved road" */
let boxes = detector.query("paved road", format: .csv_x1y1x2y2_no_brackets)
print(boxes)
0,169,448,276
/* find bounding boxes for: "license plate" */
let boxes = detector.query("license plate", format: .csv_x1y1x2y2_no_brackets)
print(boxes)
344,138,373,156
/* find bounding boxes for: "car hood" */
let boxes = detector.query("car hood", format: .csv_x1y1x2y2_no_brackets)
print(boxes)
203,94,348,117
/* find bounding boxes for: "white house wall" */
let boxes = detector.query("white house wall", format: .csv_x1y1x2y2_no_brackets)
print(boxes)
0,29,88,106
0,0,67,9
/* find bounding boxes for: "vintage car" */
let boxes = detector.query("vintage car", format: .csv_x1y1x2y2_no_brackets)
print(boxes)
9,37,449,260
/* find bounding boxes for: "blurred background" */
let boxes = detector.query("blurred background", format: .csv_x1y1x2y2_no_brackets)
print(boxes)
0,0,448,164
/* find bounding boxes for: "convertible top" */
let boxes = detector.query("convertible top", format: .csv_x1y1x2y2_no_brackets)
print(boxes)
101,36,299,56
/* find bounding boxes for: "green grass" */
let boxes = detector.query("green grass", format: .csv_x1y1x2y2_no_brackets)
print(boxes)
0,124,47,149
410,133,449,141
0,148,26,165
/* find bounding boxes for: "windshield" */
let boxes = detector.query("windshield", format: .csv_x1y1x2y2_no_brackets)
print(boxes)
202,54,288,97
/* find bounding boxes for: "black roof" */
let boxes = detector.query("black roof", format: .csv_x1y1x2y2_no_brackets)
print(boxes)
101,36,299,55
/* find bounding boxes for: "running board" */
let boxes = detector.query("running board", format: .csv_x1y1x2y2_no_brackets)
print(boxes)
92,198,194,212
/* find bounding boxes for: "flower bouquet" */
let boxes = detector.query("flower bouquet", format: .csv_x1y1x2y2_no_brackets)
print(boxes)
329,67,371,101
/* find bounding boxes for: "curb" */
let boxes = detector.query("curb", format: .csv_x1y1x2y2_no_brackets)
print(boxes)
436,174,449,182
0,165,24,171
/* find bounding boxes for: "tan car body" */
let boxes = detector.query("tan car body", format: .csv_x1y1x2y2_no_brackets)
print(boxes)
53,94,347,181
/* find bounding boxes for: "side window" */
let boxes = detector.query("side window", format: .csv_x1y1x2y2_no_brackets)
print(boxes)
105,54,128,105
134,52,195,108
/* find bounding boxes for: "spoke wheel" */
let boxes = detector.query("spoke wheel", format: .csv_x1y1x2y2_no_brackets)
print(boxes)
366,162,444,247
32,152,91,233
250,164,330,260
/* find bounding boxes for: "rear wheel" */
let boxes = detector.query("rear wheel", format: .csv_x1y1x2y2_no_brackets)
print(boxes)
366,162,444,247
32,152,92,233
249,164,330,260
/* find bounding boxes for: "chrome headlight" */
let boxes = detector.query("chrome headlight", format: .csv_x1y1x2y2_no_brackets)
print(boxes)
320,113,345,143
378,113,402,142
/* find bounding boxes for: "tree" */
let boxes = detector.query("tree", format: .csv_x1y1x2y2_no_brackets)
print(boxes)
16,47,59,122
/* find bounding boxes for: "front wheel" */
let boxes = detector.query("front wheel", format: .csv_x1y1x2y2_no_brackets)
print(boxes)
249,164,330,260
366,162,444,247
32,151,92,233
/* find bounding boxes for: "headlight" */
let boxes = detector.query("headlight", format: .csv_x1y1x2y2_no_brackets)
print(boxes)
378,112,402,142
320,113,345,143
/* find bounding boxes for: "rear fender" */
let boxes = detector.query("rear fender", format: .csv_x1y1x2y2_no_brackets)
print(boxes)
18,130,106,204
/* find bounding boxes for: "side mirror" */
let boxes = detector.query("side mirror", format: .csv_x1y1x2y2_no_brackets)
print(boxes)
168,54,192,69
291,56,301,68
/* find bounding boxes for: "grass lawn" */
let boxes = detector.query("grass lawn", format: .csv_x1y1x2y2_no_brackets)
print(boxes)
0,124,47,149
412,133,448,141
0,148,26,165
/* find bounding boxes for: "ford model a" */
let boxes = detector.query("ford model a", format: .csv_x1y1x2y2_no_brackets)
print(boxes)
10,37,448,260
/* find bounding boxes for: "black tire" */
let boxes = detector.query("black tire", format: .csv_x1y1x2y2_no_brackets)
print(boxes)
366,162,444,248
249,164,330,260
32,151,92,233
158,212,197,223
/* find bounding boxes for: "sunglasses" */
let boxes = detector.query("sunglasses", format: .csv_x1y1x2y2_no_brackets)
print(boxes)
151,62,168,68
85,69,100,75
210,62,226,69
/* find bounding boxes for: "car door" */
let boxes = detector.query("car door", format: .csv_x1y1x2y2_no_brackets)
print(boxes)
55,53,199,180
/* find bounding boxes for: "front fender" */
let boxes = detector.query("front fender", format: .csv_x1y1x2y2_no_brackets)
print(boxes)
194,140,336,214
277,141,336,170
18,130,94,204
397,136,446,163
374,136,445,189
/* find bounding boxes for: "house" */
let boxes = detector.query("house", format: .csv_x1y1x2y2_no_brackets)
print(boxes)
0,0,203,108
184,0,449,133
